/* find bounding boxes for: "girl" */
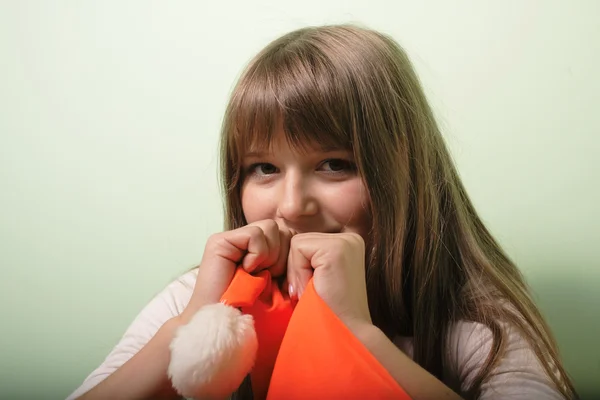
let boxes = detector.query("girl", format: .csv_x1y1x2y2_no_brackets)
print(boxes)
69,24,577,399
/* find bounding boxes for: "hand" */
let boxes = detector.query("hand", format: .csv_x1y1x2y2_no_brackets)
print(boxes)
286,232,373,331
180,219,293,323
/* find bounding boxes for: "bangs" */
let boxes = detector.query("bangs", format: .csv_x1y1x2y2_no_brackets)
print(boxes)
227,43,356,158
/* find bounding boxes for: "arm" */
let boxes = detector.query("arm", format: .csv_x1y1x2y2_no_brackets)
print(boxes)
352,320,566,400
286,234,463,399
72,222,292,399
351,322,463,400
77,317,183,400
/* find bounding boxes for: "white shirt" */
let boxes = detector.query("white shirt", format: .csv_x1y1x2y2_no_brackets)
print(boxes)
68,269,564,399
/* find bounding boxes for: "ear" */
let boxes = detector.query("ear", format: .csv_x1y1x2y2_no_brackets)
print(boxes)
168,303,258,399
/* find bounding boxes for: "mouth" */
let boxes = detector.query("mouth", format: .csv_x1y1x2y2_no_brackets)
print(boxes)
286,227,341,235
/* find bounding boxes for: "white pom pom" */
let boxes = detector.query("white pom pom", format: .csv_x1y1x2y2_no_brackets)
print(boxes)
168,303,257,399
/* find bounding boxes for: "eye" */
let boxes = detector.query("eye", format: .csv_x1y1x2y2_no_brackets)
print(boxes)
249,163,278,176
320,159,356,173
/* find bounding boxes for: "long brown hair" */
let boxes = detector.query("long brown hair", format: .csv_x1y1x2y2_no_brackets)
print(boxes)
218,24,576,399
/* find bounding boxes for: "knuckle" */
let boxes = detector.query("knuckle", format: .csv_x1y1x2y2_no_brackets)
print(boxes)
290,234,301,247
262,219,278,232
338,236,352,248
350,233,365,248
336,234,364,258
342,232,363,246
249,219,277,234
246,225,264,238
206,232,223,246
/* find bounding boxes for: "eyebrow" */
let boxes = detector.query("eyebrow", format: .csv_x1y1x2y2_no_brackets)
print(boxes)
243,146,351,158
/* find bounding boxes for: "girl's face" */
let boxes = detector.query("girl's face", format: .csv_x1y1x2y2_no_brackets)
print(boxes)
241,128,371,240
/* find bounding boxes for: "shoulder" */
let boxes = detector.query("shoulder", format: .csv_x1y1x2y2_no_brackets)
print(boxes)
123,268,197,331
110,267,198,344
151,268,198,316
444,320,565,399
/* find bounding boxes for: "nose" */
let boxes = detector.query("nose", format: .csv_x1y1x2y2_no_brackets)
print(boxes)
277,171,318,222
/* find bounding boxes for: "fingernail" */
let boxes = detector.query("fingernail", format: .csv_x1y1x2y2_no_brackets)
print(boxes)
288,283,295,298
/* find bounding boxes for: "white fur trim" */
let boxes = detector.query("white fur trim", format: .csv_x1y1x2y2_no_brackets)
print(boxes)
168,303,257,399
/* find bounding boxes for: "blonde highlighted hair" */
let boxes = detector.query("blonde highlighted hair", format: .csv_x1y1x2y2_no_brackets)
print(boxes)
219,24,576,399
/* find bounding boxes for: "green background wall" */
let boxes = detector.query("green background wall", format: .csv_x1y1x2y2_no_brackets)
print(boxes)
1,1,598,398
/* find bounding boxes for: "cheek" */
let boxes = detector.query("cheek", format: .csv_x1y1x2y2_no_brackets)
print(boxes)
327,179,371,232
241,183,274,223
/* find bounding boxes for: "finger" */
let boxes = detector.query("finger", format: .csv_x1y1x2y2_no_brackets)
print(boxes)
248,220,281,272
281,276,291,293
287,235,316,299
224,225,269,272
268,224,293,278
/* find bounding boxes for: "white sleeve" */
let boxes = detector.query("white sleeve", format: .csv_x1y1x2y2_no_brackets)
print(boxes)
447,321,565,399
66,269,198,400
